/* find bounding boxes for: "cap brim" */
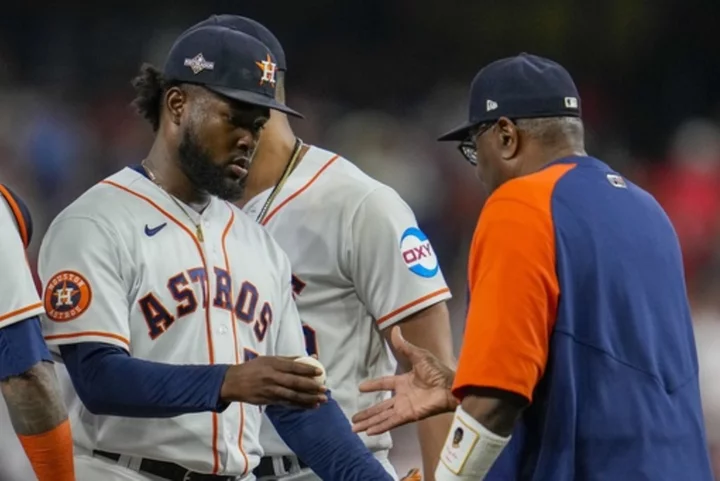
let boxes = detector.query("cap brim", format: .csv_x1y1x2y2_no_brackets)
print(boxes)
207,85,304,119
437,121,477,142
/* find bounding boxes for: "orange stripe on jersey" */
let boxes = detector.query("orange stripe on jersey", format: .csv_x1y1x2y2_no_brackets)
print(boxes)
0,184,29,248
452,163,575,402
376,287,451,327
219,205,251,476
44,331,131,349
102,180,222,474
261,154,340,225
0,302,43,324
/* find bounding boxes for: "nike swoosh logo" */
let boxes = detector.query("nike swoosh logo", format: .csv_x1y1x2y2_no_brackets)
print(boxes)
144,223,167,237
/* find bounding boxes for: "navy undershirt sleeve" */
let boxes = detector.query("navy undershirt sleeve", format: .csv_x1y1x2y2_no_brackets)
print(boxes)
59,342,230,417
266,395,394,481
0,316,53,380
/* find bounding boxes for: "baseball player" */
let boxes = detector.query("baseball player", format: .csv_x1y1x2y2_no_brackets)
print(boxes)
188,15,455,481
0,185,75,481
353,53,715,481
38,25,394,481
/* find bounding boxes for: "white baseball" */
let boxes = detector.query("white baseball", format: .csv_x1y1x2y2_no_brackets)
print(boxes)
294,356,326,385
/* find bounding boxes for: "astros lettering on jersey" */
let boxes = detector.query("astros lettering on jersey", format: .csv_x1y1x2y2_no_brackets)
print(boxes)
38,167,308,476
242,146,451,458
0,184,43,331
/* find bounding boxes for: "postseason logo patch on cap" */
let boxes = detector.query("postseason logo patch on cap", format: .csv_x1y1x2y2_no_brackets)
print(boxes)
184,53,215,74
400,227,439,278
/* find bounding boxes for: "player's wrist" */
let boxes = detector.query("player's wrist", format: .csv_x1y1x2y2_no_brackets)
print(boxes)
441,367,455,389
440,368,458,411
219,364,243,403
446,389,460,411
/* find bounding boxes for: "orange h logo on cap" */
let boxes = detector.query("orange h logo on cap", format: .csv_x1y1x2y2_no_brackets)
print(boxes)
256,54,277,86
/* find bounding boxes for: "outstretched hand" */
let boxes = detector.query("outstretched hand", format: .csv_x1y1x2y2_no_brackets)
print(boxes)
351,326,457,435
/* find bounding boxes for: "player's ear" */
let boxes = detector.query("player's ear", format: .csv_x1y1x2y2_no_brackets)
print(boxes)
165,86,186,126
497,117,519,160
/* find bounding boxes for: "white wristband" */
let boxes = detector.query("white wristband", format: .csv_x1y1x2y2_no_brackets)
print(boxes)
434,405,511,481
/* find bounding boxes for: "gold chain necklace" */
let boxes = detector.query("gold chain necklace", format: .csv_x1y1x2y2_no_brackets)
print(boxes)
141,163,206,242
255,137,304,224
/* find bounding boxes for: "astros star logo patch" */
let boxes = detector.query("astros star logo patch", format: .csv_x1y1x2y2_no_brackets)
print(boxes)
44,271,92,322
255,53,277,86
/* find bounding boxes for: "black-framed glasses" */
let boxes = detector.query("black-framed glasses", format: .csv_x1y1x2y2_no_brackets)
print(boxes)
457,122,494,166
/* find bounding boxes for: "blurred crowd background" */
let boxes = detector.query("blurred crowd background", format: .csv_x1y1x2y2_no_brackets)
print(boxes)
1,1,720,479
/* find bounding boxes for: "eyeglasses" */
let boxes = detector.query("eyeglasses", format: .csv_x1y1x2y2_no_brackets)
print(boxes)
457,122,494,166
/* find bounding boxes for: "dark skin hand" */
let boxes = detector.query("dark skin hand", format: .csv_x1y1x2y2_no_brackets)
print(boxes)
387,303,455,481
353,327,458,435
353,327,527,438
1,361,68,435
221,355,328,408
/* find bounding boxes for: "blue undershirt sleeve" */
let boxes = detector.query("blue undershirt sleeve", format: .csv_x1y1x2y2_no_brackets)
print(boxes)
59,342,230,417
266,394,394,481
0,316,52,380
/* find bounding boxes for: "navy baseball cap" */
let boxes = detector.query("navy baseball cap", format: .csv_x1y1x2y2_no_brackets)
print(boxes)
438,53,581,141
187,15,286,72
163,25,301,118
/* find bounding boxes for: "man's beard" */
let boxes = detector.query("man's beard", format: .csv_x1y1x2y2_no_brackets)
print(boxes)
177,127,247,202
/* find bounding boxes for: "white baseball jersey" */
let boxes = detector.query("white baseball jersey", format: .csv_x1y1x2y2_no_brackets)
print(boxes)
38,167,307,477
243,146,452,456
0,185,44,330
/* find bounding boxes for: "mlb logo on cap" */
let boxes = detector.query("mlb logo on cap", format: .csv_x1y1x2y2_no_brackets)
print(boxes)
564,96,578,109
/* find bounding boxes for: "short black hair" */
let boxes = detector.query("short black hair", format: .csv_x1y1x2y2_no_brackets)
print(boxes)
131,63,180,132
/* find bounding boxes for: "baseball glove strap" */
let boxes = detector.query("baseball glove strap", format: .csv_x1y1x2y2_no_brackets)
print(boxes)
93,450,237,481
